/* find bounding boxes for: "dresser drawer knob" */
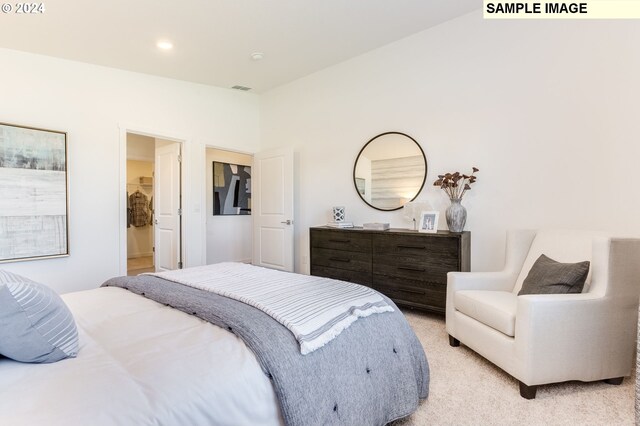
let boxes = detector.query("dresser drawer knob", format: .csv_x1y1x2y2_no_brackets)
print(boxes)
398,266,426,272
330,257,351,263
397,245,426,250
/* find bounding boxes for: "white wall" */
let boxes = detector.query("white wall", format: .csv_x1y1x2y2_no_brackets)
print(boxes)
3,13,638,290
260,12,640,274
0,48,260,293
205,148,253,264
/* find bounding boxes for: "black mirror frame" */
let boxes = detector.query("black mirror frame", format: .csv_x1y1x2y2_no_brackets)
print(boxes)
353,131,427,212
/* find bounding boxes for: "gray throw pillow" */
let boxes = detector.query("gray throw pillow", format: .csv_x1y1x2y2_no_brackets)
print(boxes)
0,270,79,363
518,254,590,296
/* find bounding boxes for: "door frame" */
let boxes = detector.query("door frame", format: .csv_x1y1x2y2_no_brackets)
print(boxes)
118,124,189,276
201,144,255,265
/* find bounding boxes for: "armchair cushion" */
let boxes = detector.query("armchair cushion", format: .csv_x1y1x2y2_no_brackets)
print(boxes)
454,290,518,337
518,254,590,296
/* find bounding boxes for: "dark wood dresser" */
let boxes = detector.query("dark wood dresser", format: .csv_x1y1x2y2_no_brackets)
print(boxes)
310,226,470,314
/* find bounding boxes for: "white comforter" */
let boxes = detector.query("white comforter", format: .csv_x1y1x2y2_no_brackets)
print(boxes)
0,287,282,426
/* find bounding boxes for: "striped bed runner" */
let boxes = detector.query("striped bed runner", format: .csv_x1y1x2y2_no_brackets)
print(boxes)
148,262,393,354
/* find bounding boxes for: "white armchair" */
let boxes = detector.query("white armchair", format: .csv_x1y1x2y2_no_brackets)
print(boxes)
446,230,640,399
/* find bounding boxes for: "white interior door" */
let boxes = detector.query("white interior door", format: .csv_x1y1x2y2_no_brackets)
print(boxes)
154,143,182,271
252,148,294,271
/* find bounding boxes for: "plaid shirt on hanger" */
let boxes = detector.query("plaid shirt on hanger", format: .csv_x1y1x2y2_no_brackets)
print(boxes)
129,191,150,227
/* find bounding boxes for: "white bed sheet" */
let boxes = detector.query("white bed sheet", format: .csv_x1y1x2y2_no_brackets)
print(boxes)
0,287,282,426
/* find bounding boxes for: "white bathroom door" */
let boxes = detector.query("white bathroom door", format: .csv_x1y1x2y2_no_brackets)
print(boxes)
154,143,182,271
252,148,294,271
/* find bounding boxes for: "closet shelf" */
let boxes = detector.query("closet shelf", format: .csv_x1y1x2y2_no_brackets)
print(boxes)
139,176,153,186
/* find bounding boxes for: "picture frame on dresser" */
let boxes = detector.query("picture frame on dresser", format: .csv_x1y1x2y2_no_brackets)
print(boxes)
418,211,439,233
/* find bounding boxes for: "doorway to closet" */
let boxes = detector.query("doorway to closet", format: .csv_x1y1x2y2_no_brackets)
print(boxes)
126,132,182,275
205,147,253,265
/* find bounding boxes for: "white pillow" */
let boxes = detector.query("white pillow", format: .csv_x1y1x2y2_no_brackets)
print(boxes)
0,270,78,363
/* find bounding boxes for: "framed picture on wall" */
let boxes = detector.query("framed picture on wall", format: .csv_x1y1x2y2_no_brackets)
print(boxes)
0,122,69,262
213,161,251,215
418,211,439,234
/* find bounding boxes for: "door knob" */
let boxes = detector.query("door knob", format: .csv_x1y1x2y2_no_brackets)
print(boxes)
281,220,293,225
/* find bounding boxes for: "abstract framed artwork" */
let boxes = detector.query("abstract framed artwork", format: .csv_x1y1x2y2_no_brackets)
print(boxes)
213,161,251,215
0,122,69,262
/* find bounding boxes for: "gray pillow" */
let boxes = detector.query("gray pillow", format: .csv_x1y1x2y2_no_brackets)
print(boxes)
518,254,590,296
0,270,79,363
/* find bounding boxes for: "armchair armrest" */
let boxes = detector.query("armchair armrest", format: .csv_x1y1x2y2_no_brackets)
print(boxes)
448,271,517,293
446,229,536,338
515,293,637,384
517,292,611,336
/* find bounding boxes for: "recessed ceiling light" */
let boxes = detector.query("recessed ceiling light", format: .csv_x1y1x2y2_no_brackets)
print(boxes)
251,52,264,61
157,40,173,50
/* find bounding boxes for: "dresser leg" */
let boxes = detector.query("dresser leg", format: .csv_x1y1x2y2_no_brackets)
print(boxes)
448,335,460,347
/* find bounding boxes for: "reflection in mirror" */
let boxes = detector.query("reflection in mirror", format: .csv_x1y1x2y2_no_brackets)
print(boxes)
354,132,426,211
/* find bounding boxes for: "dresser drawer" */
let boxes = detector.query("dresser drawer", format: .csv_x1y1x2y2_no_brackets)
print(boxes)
311,247,371,273
309,226,469,315
311,265,372,286
311,229,371,253
373,234,459,258
372,275,446,312
373,254,458,284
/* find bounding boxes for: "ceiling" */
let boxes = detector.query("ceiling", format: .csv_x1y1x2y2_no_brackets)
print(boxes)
0,0,478,93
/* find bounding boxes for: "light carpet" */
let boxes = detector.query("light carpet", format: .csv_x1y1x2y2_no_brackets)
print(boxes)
395,311,634,426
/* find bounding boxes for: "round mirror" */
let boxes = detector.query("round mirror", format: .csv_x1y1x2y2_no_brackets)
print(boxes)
353,132,427,211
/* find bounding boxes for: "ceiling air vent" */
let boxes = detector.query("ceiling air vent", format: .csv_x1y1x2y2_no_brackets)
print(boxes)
231,85,252,91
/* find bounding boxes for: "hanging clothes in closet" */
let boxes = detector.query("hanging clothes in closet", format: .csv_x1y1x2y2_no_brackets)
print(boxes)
129,190,150,227
127,191,132,228
149,196,154,225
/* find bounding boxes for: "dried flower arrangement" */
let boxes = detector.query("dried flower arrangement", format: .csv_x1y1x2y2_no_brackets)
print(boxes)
433,167,479,200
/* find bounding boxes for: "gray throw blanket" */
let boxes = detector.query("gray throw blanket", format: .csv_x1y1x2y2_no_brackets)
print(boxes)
103,275,429,426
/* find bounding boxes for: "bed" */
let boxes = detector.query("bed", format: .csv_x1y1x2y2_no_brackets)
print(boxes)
0,263,429,426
